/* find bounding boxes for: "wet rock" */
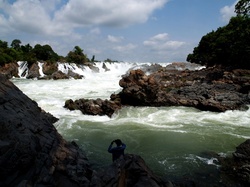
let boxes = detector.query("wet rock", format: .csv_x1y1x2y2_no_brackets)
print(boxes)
0,74,92,186
0,62,19,78
51,70,69,80
102,62,110,72
68,70,84,79
117,66,249,112
26,62,40,79
43,61,58,75
93,154,171,187
65,66,249,117
64,97,121,117
220,139,250,186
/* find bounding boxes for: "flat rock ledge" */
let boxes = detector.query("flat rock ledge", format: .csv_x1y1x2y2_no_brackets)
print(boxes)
65,65,250,117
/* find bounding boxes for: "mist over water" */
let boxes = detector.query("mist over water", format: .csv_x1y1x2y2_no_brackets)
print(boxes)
12,62,250,184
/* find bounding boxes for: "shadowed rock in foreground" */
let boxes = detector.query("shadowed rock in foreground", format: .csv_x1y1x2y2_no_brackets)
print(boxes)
0,74,92,186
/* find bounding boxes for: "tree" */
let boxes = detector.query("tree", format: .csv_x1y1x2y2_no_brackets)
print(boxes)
11,39,21,50
235,0,250,17
0,40,8,49
66,46,87,64
32,44,59,62
187,16,250,69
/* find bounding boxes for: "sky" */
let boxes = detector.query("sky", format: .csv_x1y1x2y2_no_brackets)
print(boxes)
0,0,238,62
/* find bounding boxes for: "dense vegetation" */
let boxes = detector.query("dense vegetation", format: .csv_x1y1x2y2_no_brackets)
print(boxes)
0,39,91,67
187,0,250,69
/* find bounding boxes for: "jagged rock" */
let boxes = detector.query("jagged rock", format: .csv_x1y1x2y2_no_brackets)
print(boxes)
43,61,58,75
68,70,84,79
0,74,92,186
51,70,69,80
26,62,40,79
86,62,100,73
102,62,110,72
65,66,249,117
64,97,121,117
0,62,19,78
117,66,249,112
220,139,250,186
92,154,172,187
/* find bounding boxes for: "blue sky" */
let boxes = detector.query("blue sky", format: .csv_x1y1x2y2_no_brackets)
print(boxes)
0,0,237,62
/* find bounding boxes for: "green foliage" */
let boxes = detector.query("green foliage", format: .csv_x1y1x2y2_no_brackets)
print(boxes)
235,0,250,17
187,16,250,69
104,58,118,63
66,46,88,64
0,39,94,67
32,44,59,62
11,39,21,50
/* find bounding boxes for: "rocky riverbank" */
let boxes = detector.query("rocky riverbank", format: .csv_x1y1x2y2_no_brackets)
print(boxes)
1,69,250,186
0,74,171,187
65,65,250,116
0,61,100,79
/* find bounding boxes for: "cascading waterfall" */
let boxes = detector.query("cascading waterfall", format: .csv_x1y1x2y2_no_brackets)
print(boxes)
11,61,250,185
17,61,29,78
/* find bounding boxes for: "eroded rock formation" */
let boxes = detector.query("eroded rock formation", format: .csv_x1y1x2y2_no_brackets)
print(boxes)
0,74,92,186
65,65,250,116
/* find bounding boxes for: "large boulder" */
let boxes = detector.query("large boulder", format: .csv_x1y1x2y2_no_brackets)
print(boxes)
26,62,40,79
64,97,121,117
117,66,250,112
64,66,250,117
0,62,19,78
0,74,92,186
220,139,250,186
43,61,58,75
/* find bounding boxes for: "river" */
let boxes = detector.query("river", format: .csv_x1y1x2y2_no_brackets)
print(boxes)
11,61,250,185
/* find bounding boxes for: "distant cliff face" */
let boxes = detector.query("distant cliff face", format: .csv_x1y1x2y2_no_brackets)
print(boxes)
0,74,92,186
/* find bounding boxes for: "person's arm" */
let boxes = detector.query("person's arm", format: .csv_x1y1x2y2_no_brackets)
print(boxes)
121,143,126,150
108,141,114,153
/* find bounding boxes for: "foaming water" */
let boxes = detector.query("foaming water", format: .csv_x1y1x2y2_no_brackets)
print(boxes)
11,61,250,184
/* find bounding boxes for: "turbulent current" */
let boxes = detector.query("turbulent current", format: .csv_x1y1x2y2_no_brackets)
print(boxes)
11,62,250,184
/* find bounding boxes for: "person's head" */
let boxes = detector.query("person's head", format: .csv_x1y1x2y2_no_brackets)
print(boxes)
114,139,122,146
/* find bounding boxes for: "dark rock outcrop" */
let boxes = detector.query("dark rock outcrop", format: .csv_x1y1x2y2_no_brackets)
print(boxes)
92,154,171,187
117,67,249,112
64,97,121,117
65,65,249,117
0,74,92,186
220,139,250,186
0,62,19,78
26,62,40,79
43,61,58,75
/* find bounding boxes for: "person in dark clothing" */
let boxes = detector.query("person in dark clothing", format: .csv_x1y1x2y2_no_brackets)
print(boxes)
108,139,126,162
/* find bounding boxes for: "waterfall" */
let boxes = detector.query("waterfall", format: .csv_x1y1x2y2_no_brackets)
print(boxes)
17,61,28,78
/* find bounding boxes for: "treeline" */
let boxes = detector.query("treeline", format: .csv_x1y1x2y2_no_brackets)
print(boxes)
0,39,93,66
187,0,250,69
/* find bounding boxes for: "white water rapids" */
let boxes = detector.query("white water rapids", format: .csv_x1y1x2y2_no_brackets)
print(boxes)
11,61,250,184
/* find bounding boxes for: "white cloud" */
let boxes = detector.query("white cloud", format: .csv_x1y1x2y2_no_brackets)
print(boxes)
90,28,101,35
107,35,124,43
144,33,185,51
54,0,168,28
0,0,169,37
220,0,237,23
113,43,137,52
